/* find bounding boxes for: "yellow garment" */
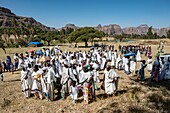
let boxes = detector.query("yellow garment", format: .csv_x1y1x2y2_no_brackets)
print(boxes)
37,73,41,78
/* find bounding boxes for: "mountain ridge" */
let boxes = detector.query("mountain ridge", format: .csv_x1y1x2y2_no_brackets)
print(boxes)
0,6,170,36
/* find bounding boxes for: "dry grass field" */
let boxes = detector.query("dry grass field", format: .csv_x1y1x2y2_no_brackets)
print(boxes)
0,39,170,113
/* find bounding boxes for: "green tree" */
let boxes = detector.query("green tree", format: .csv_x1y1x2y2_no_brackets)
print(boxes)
38,31,59,46
153,33,159,39
68,27,104,47
65,27,74,34
0,32,4,47
114,34,123,42
167,29,170,38
0,34,6,53
147,26,153,39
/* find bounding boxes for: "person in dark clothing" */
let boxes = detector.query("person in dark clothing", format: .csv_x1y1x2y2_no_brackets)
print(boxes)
0,62,3,81
2,62,7,72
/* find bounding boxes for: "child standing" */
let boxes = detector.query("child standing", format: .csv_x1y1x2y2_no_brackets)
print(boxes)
69,81,79,103
139,60,147,80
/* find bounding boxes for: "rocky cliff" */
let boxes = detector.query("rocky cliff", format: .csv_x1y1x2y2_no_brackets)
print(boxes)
96,24,170,36
96,24,122,35
122,24,170,36
0,6,170,36
58,24,78,31
0,7,52,30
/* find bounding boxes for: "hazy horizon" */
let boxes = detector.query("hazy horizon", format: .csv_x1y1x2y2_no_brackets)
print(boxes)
0,0,170,28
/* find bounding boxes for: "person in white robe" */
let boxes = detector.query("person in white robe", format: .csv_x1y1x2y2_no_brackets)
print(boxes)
55,59,63,77
67,62,77,93
130,56,136,75
111,52,115,67
69,81,79,103
147,56,153,72
124,57,131,74
116,55,122,70
46,64,56,101
122,56,126,69
104,65,119,95
114,50,118,60
27,64,33,89
21,67,31,98
31,65,43,99
108,50,112,61
72,62,79,83
61,61,69,99
18,57,24,70
77,63,82,81
79,66,94,104
136,50,141,61
100,56,107,70
40,67,48,100
45,49,50,56
92,61,100,83
160,56,170,80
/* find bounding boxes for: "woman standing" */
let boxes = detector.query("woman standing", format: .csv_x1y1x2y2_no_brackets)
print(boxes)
79,66,94,104
104,65,119,95
151,56,160,82
147,56,153,72
31,65,43,99
21,67,30,98
130,56,136,75
6,56,11,72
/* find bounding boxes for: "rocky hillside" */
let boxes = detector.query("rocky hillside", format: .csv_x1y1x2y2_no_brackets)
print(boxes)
58,24,78,31
64,24,170,37
0,6,170,36
96,24,122,35
96,24,170,36
123,24,170,36
0,7,53,30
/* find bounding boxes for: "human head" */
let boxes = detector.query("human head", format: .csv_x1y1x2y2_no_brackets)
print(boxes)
33,65,39,72
22,67,26,71
28,64,32,68
106,65,111,71
142,60,146,64
72,81,76,87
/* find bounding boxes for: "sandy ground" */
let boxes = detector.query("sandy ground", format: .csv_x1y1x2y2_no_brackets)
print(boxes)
0,39,170,113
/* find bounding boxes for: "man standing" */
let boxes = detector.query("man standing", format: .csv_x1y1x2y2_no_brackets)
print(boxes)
104,65,119,96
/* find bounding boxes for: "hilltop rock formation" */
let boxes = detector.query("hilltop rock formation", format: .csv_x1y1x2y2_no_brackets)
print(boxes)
95,24,170,36
123,24,149,35
96,24,122,35
58,24,78,31
0,7,51,30
123,24,170,36
0,6,170,36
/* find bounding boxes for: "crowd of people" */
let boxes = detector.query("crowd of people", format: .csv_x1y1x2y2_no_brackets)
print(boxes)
0,43,169,104
18,46,120,104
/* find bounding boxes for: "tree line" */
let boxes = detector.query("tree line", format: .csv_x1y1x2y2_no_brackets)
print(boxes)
0,26,104,47
0,25,170,48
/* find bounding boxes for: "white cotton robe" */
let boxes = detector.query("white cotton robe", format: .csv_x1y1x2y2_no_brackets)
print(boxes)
21,70,30,98
130,60,136,72
31,71,42,94
136,50,141,61
104,69,119,95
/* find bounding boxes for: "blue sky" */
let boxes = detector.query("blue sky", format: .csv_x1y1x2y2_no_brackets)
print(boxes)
0,0,170,28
